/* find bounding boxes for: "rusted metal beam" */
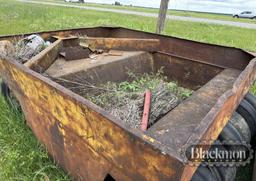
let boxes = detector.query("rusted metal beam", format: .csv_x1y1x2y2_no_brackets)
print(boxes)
80,37,160,52
24,39,63,73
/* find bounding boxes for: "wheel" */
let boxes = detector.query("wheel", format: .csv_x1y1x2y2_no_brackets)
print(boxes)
229,112,251,143
219,112,251,143
1,81,11,102
192,166,219,181
245,93,256,110
236,99,256,137
244,93,256,144
192,161,236,181
219,120,244,142
214,165,236,181
0,81,21,111
233,15,239,18
192,146,237,181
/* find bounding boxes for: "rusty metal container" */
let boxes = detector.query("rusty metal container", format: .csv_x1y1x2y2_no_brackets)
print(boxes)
0,26,255,181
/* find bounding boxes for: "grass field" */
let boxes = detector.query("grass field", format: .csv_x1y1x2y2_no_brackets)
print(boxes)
0,0,255,180
0,96,70,180
33,0,256,24
2,0,256,51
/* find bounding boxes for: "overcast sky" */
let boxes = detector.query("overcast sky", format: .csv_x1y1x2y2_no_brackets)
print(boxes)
87,0,256,14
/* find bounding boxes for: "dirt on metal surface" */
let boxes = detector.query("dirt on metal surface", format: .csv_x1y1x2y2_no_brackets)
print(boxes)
46,51,147,78
0,27,256,181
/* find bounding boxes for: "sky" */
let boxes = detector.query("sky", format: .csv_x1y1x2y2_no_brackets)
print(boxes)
87,0,256,14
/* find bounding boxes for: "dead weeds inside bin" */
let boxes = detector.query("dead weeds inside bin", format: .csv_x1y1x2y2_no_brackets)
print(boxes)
50,69,193,129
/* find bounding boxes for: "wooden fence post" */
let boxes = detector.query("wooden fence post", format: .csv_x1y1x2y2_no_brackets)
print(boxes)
156,0,170,34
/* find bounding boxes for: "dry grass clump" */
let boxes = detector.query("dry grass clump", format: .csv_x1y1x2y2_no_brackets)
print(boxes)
53,69,193,129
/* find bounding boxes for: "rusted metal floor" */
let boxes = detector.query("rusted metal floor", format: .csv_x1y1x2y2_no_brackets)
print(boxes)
46,51,149,78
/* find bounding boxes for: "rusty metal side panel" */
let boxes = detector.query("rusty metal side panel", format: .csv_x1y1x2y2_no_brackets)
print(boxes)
0,26,253,71
0,58,184,181
0,27,116,42
81,37,160,52
110,27,254,70
153,52,224,90
181,59,256,180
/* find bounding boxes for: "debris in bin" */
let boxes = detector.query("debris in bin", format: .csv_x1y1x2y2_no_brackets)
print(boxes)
80,42,89,48
95,49,104,54
89,54,98,59
80,42,105,55
80,41,97,53
50,70,193,129
60,46,91,61
106,50,123,56
14,35,49,63
0,40,15,58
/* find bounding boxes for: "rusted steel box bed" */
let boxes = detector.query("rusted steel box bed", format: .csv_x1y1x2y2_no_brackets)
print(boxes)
0,27,255,181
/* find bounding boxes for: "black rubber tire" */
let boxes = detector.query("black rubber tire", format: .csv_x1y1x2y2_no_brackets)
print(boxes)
1,81,21,111
229,112,251,143
219,122,243,142
236,99,256,137
215,165,237,181
192,145,237,181
191,166,218,181
192,165,235,181
208,166,222,181
244,93,256,144
209,145,237,181
245,93,256,110
1,81,11,101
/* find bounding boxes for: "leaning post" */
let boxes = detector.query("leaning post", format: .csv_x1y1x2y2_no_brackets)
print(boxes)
156,0,170,34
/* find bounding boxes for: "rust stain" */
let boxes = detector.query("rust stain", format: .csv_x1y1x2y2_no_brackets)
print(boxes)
0,58,183,180
80,37,160,52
